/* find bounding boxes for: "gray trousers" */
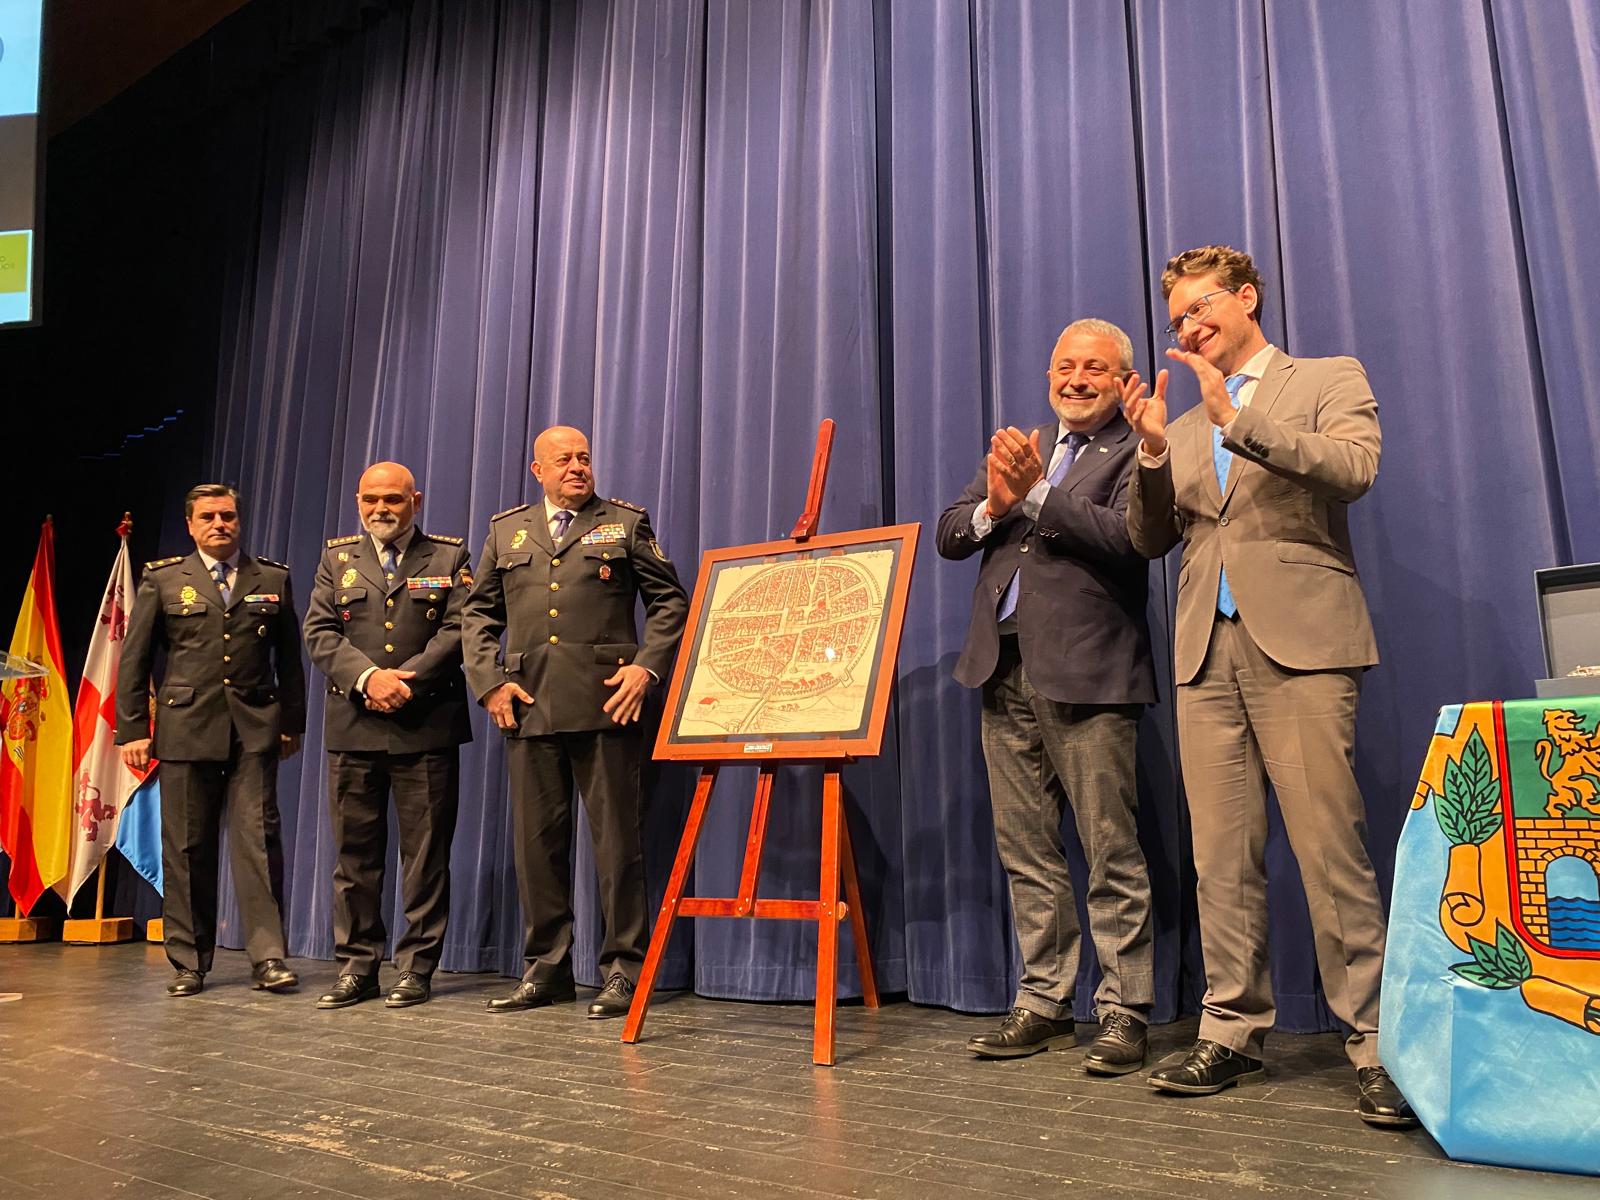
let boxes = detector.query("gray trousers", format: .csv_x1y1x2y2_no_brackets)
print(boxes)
1178,615,1386,1067
980,637,1154,1021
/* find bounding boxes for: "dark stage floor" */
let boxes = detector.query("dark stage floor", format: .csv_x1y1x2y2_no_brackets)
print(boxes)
0,943,1590,1199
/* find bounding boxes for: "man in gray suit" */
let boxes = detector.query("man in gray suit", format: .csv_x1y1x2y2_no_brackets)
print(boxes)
117,484,305,997
937,318,1157,1071
303,461,473,1010
1122,244,1415,1128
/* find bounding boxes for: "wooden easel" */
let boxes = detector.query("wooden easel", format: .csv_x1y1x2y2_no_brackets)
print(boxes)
621,419,882,1065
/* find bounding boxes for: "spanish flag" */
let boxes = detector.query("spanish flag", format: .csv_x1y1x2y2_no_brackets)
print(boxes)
0,519,73,914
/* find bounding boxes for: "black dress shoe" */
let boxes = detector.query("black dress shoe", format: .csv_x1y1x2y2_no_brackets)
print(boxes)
1357,1066,1420,1129
167,969,204,997
386,972,431,1009
251,959,299,992
587,972,635,1019
966,1008,1078,1058
1083,1012,1148,1076
485,979,576,1013
317,974,380,1009
1148,1039,1266,1093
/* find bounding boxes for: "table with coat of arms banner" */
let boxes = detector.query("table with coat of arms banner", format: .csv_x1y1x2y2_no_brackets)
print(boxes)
1382,697,1600,1175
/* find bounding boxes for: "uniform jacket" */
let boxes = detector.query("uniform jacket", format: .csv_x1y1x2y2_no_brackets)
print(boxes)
302,530,474,753
936,412,1155,706
1126,349,1381,685
461,495,689,735
115,551,307,761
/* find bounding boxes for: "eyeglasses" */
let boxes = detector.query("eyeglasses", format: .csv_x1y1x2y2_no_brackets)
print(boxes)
1164,289,1234,343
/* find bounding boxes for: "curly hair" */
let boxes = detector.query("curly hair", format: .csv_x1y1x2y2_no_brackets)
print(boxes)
1160,245,1264,320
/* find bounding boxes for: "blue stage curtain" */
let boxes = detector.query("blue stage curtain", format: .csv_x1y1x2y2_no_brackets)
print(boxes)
186,0,1599,1030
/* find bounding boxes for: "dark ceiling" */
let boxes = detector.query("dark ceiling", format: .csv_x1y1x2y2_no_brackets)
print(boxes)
46,0,254,133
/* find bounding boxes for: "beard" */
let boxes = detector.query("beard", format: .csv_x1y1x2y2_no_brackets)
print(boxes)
363,512,405,541
1049,388,1114,428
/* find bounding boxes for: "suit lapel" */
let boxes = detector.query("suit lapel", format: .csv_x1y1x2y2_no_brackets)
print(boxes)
1063,415,1132,495
1220,350,1295,510
181,554,219,607
350,537,387,594
1191,412,1224,511
561,498,606,552
230,556,263,612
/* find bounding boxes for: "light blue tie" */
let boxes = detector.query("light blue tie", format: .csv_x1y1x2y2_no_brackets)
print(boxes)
380,544,398,582
1213,374,1247,618
996,433,1087,623
212,560,231,607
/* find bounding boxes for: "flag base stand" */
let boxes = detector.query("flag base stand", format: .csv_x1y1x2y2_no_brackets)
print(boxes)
63,917,134,943
0,918,54,942
146,919,164,942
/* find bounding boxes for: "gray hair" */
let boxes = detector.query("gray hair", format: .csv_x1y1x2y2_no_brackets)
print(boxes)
1059,318,1134,373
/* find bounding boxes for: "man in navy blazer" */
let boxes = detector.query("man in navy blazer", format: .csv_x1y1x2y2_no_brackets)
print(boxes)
937,318,1157,1070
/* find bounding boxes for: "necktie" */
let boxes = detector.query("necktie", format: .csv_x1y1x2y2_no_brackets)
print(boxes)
552,509,573,543
212,560,231,607
996,433,1088,623
1213,374,1247,618
380,544,398,583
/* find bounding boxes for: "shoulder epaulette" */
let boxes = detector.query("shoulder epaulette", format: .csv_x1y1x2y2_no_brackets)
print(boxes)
255,556,290,571
326,534,361,547
607,497,646,513
426,532,464,545
492,503,530,521
144,556,183,571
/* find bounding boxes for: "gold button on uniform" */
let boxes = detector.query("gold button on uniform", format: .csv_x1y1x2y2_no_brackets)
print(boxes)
384,621,394,630
223,632,231,641
223,655,231,663
549,635,559,645
549,608,558,617
551,557,561,567
384,643,395,653
617,658,625,665
549,582,559,592
222,677,231,686
386,598,395,608
1020,545,1030,554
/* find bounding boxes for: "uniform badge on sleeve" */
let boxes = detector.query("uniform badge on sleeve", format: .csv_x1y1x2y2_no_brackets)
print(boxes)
649,538,669,562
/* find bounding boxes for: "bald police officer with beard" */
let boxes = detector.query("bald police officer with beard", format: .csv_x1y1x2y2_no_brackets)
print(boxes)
303,461,473,1010
463,426,687,1020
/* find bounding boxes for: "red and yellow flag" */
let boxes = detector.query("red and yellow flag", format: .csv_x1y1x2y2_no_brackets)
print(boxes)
0,519,74,913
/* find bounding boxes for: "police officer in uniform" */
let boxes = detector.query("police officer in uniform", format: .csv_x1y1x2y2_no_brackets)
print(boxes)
463,426,687,1018
303,461,472,1010
117,483,306,997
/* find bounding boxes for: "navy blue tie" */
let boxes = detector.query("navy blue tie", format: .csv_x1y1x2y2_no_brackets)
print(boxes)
552,509,573,543
211,560,231,607
996,433,1087,622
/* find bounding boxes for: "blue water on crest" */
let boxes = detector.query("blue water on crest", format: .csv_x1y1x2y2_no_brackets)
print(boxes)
1547,895,1600,951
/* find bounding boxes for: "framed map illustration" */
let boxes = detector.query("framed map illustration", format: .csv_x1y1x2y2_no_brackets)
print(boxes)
654,524,920,761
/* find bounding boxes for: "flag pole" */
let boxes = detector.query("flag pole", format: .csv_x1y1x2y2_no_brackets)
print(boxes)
62,512,136,945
